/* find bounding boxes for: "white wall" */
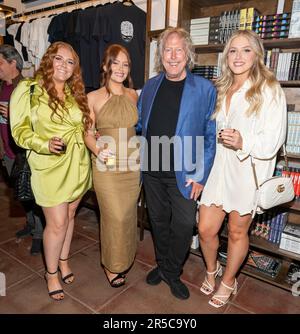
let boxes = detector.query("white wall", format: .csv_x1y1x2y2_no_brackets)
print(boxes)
3,0,147,15
4,0,177,27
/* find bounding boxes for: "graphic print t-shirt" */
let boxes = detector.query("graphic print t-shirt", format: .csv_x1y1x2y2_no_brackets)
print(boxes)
93,3,146,89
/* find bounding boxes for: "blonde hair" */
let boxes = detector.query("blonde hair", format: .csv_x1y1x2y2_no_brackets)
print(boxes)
154,27,195,73
213,30,280,118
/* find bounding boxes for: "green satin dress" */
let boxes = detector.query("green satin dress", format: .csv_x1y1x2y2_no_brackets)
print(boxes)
10,78,92,207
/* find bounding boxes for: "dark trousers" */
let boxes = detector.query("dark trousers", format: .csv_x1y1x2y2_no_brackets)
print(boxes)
143,173,197,280
4,156,44,240
21,201,44,240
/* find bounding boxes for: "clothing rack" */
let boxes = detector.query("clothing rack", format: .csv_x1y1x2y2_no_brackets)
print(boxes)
12,0,103,19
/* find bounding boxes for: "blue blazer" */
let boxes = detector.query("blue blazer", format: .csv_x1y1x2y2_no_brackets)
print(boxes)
137,70,216,199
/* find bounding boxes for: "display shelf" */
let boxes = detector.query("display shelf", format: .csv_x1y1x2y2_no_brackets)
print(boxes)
219,230,300,262
190,240,294,291
279,81,300,87
148,29,165,40
142,0,300,294
194,38,300,54
280,200,300,212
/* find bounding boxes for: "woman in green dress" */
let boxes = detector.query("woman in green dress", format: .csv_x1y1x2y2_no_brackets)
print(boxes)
10,42,92,301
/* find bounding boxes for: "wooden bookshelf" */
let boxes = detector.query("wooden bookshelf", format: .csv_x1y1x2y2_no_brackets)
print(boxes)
281,200,300,212
280,81,300,87
148,29,165,40
190,245,293,291
194,38,300,53
142,0,300,293
219,230,300,262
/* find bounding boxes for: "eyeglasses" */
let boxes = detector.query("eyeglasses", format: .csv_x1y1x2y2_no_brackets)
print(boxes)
53,55,75,67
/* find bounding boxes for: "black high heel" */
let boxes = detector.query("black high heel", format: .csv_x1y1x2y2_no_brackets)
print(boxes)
59,258,74,284
44,270,64,301
104,268,126,288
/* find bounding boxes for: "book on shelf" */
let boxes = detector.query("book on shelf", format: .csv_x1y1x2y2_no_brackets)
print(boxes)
250,208,288,245
191,235,199,249
218,242,228,260
246,250,282,278
289,0,300,38
279,223,300,254
285,262,300,285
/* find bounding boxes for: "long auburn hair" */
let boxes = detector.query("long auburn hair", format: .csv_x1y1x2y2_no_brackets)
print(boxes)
100,44,133,95
213,30,280,118
35,41,92,131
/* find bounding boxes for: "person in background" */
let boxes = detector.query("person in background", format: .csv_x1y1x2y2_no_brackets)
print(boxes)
10,42,92,301
137,27,216,300
0,44,44,255
199,30,287,308
84,44,140,288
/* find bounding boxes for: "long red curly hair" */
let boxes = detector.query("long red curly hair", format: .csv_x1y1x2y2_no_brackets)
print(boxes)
100,44,134,94
35,41,92,132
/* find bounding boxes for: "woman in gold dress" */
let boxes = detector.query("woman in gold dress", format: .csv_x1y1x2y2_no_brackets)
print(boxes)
10,42,92,301
85,44,140,288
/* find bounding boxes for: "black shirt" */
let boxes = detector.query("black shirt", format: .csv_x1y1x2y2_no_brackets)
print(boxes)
146,76,186,177
93,2,146,89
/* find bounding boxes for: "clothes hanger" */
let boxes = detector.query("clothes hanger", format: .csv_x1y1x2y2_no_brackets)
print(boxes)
122,0,134,5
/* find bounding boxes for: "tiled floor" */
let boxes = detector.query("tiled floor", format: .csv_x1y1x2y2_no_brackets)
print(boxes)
0,179,299,314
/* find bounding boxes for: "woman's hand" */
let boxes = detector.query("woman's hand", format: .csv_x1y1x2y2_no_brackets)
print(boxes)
219,128,243,150
49,137,65,154
185,179,204,201
97,148,114,164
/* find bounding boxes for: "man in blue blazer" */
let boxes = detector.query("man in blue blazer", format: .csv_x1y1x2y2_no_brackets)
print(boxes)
137,27,216,300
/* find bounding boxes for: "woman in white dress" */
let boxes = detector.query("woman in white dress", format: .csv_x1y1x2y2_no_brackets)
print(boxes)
198,30,287,308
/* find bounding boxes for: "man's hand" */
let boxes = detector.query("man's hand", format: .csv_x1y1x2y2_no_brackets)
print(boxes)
185,179,204,201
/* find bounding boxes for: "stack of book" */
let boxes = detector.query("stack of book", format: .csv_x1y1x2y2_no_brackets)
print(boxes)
279,223,300,254
250,209,288,244
289,0,300,38
218,243,282,278
240,7,260,31
285,262,300,285
286,112,300,156
274,163,300,198
246,250,282,278
218,10,240,43
192,65,218,80
253,13,291,39
190,17,210,45
208,16,221,44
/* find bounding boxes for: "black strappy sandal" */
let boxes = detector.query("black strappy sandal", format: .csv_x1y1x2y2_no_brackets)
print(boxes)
105,271,126,288
59,258,74,284
44,270,64,301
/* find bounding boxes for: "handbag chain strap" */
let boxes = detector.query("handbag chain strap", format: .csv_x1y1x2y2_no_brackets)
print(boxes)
26,84,35,160
251,143,289,191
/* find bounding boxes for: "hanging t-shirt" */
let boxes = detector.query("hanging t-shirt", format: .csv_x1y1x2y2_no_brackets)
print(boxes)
15,22,29,63
93,3,146,89
75,7,102,91
47,12,69,43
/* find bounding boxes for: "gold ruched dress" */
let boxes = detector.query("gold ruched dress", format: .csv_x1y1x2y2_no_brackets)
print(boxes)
93,95,140,273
